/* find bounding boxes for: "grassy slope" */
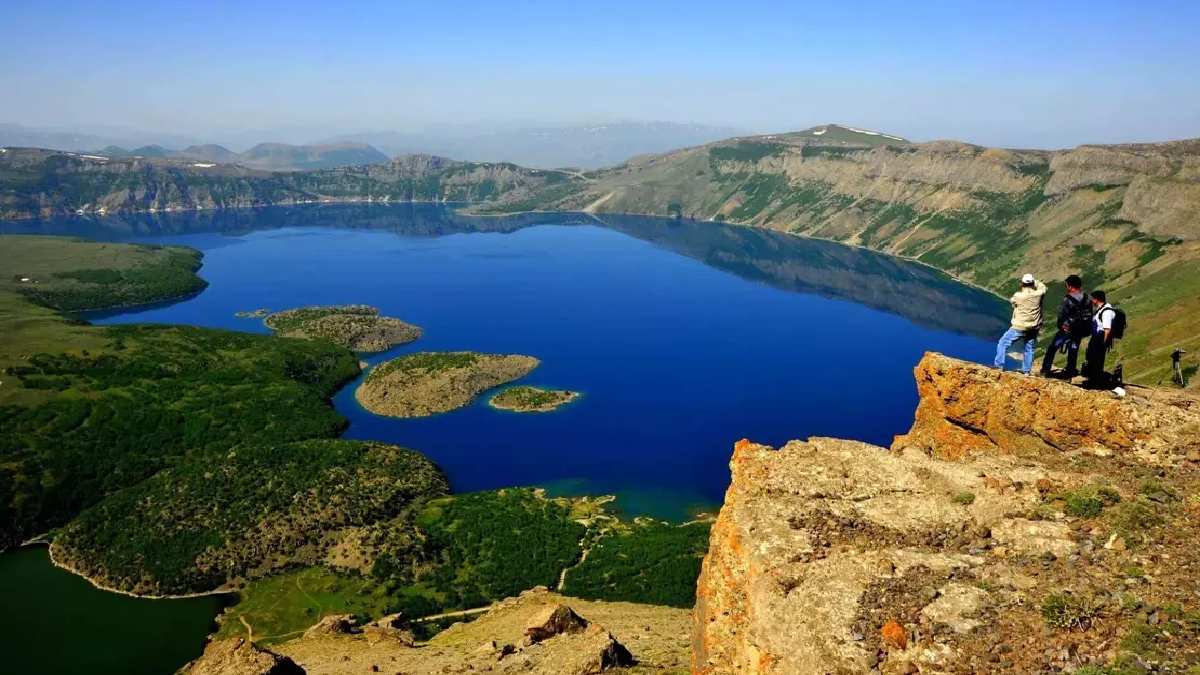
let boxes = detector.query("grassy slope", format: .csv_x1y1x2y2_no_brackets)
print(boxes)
484,138,1197,386
0,236,207,391
215,567,399,645
0,235,362,555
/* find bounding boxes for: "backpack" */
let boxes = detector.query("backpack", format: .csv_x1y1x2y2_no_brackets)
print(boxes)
1066,295,1092,336
1103,306,1127,340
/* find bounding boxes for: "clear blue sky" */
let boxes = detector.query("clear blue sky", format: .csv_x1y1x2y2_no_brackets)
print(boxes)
3,0,1198,147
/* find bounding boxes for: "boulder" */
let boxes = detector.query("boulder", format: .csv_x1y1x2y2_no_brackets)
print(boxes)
302,614,357,639
524,603,590,644
362,613,414,646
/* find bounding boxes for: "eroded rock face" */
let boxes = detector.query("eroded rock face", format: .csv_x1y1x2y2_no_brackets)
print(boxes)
691,435,1073,674
692,352,1200,674
893,352,1200,464
180,638,304,675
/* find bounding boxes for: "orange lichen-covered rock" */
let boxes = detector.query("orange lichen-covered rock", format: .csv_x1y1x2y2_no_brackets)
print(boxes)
880,620,908,650
892,352,1199,464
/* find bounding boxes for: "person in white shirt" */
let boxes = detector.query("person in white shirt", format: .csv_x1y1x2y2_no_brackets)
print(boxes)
1085,290,1115,381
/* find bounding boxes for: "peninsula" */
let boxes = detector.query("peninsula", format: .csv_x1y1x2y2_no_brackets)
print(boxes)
264,304,422,352
355,351,539,417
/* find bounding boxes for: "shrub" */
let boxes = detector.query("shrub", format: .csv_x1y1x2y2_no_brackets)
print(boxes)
1055,484,1121,518
1109,499,1165,535
1041,592,1099,630
952,492,977,506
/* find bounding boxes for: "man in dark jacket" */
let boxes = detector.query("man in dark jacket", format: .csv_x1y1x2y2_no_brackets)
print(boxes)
1039,274,1091,377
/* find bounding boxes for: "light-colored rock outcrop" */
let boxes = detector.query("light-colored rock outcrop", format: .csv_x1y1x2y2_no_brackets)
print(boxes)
693,352,1200,674
180,638,303,675
270,588,688,674
691,435,1074,674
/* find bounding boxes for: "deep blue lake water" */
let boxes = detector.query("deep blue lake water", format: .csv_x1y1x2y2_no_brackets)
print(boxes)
6,204,1008,520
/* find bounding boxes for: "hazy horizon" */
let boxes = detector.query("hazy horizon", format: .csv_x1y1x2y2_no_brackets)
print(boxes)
5,1,1200,150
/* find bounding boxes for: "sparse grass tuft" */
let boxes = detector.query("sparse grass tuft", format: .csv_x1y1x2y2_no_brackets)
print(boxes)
1041,592,1100,630
1051,484,1121,518
952,491,977,506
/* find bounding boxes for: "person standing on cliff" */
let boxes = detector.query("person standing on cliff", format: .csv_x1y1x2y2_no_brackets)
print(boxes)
993,273,1047,374
1039,274,1091,378
1084,290,1116,383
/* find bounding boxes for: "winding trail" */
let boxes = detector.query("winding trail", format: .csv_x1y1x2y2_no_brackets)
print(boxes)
239,616,255,644
556,546,591,591
412,606,490,623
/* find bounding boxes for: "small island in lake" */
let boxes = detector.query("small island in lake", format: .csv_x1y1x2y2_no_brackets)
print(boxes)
489,386,580,412
264,304,421,352
356,351,539,417
234,307,271,318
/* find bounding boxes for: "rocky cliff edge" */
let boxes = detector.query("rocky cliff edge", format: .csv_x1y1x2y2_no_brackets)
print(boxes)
693,352,1200,674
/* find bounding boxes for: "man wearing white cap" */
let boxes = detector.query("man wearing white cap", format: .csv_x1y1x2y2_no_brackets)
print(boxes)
993,272,1047,374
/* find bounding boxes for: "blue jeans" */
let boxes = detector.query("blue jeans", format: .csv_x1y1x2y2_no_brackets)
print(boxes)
994,327,1038,373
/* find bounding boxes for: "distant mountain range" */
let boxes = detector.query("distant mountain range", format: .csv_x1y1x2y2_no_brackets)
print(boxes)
0,121,745,171
321,121,746,169
94,142,389,171
5,123,1195,385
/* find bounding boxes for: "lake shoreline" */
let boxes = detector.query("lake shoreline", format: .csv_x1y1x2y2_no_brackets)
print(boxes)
7,199,1008,304
41,542,237,601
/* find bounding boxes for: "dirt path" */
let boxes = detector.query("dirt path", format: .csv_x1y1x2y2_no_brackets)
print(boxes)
412,606,491,623
582,191,616,213
239,615,255,643
556,546,591,591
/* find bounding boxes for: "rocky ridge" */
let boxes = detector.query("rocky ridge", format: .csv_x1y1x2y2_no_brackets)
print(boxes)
693,352,1200,674
185,587,690,674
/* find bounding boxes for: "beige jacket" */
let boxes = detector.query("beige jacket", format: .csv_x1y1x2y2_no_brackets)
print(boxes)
1009,280,1047,330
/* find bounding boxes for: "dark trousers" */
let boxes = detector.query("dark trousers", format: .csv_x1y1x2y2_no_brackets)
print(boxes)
1084,332,1109,381
1040,330,1081,375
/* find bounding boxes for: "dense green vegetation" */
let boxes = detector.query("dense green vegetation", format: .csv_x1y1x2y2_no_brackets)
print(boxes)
489,386,579,412
55,439,447,594
2,236,208,312
374,489,586,613
0,237,366,554
369,351,480,379
218,490,713,637
562,521,711,608
263,304,375,333
1,324,359,552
